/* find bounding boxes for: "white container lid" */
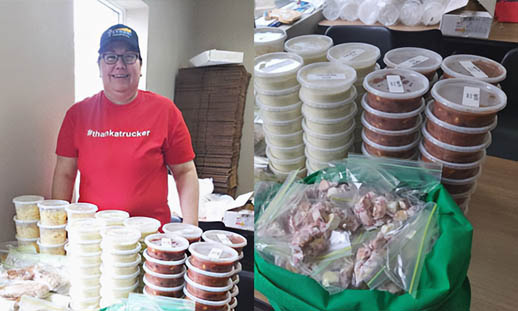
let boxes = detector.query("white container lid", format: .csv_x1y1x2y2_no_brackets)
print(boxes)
302,102,357,124
123,217,161,235
65,244,101,257
254,83,300,96
361,112,422,136
184,274,233,292
262,127,303,139
37,200,69,210
66,218,102,233
143,262,186,279
66,202,98,215
101,253,141,268
361,94,425,119
12,195,44,204
143,248,187,266
300,85,357,109
284,35,333,58
229,296,238,309
100,242,141,255
162,223,203,240
425,102,498,134
234,262,242,274
269,164,307,177
144,233,189,253
383,47,442,74
202,230,247,249
422,126,491,153
362,131,420,152
265,139,305,152
230,285,239,297
441,54,507,84
13,216,38,224
183,287,231,306
302,119,356,140
430,78,507,114
254,52,303,78
95,210,130,223
418,143,485,170
256,100,302,112
185,256,236,278
266,147,306,165
363,68,429,100
100,266,140,280
297,62,357,93
327,42,380,69
189,242,238,264
100,281,138,294
143,275,184,292
262,115,302,127
101,226,141,247
37,222,66,230
303,134,354,153
254,27,287,45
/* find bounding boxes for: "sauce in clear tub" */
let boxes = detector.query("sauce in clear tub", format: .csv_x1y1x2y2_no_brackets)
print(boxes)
361,112,421,146
184,274,232,301
363,68,429,113
442,173,480,195
304,135,354,162
184,287,231,311
254,52,303,90
266,148,306,172
201,230,247,253
254,27,287,56
284,35,334,64
12,195,44,221
258,101,302,122
255,84,300,107
100,268,140,288
101,253,141,275
262,116,302,135
143,263,185,287
441,54,507,85
430,78,507,127
302,102,357,134
262,128,303,147
37,222,66,244
145,233,189,261
143,277,184,298
361,94,424,130
302,118,355,149
101,243,141,263
233,261,242,275
186,256,235,287
143,248,187,274
66,202,98,222
362,131,419,159
300,86,357,119
425,102,497,146
419,143,484,179
66,218,102,241
422,126,490,163
95,210,130,227
13,216,39,239
383,47,442,81
163,223,203,244
37,239,66,255
101,226,141,251
189,242,239,273
327,43,380,78
38,200,68,226
267,142,305,159
123,217,161,241
361,144,418,160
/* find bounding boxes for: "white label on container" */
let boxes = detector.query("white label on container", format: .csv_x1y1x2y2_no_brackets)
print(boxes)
161,238,172,248
262,59,295,73
462,87,480,107
217,233,232,245
307,73,346,81
386,75,405,93
459,60,488,78
208,248,223,259
340,49,365,61
398,55,429,68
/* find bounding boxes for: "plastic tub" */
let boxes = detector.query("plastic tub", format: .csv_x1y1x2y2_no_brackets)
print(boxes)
425,102,497,146
69,296,100,311
185,274,233,301
189,242,238,273
284,35,334,64
361,94,424,130
361,144,418,160
37,222,66,245
68,266,101,280
363,68,429,113
266,141,305,159
451,190,473,206
304,135,354,162
100,243,141,263
163,223,203,244
266,147,306,172
302,119,355,149
230,285,239,298
255,84,300,107
101,253,141,275
231,274,239,286
37,239,66,255
229,296,237,310
184,287,231,311
441,54,507,84
306,157,329,174
422,126,490,163
327,42,380,75
254,27,287,56
16,236,38,251
66,202,98,222
143,277,184,298
442,173,480,195
12,195,44,221
100,268,140,288
95,210,130,227
300,86,357,119
302,102,357,134
37,200,69,226
143,249,186,274
361,112,422,146
201,230,247,253
257,101,302,122
233,261,242,274
269,165,307,179
186,256,235,287
66,218,102,241
65,238,101,254
419,143,484,179
362,131,419,159
70,284,101,300
13,216,39,239
254,52,303,90
263,127,303,148
100,281,138,300
297,62,357,102
431,78,507,127
66,248,102,265
143,263,185,287
123,217,161,241
383,47,442,80
262,116,302,135
100,226,141,251
144,233,189,261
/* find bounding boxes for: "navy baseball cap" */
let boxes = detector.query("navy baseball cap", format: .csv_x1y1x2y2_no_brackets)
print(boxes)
98,24,140,55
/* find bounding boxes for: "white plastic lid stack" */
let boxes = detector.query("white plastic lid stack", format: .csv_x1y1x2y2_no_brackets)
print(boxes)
297,62,357,95
383,47,443,75
144,233,189,253
189,241,239,264
162,223,203,241
37,200,69,210
254,27,287,46
441,54,507,84
431,78,507,114
284,35,334,60
327,43,381,70
363,68,429,100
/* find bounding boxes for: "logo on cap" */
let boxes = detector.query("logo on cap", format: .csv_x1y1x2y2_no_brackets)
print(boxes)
109,27,132,38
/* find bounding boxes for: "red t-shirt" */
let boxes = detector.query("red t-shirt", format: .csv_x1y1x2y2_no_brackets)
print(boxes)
56,90,195,226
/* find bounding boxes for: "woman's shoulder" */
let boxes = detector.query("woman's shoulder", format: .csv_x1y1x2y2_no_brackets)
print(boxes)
139,90,179,111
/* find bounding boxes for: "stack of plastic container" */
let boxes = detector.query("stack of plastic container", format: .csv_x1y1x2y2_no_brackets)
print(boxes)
284,34,334,65
184,242,239,311
163,223,203,244
254,27,287,57
12,195,44,252
142,233,189,299
37,200,69,256
361,68,429,159
99,226,142,308
420,78,507,214
440,54,507,86
65,203,98,223
95,210,130,227
327,43,381,152
297,62,357,173
254,52,307,179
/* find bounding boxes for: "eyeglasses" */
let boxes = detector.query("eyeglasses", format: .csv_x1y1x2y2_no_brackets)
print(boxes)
101,53,139,65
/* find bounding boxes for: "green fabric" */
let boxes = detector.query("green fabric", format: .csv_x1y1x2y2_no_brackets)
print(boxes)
255,170,473,311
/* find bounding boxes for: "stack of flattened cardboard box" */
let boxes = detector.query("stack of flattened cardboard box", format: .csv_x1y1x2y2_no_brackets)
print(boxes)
174,65,251,197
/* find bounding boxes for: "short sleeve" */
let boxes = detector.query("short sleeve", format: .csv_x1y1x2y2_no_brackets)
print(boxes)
56,108,78,158
164,102,195,165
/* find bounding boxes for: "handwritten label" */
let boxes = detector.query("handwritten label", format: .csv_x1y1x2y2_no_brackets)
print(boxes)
208,248,223,259
217,233,232,245
262,59,296,73
387,75,405,93
462,87,480,107
307,73,346,81
161,238,172,248
459,60,488,78
399,55,429,68
340,49,365,61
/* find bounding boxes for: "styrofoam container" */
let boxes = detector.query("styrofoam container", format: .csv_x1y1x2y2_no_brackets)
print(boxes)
297,62,357,101
266,141,305,159
384,47,443,80
304,135,354,162
262,128,303,147
254,27,287,56
66,203,98,222
95,210,130,227
303,102,357,134
258,101,302,122
441,54,507,84
254,52,304,90
255,84,300,107
303,118,355,149
12,195,44,221
262,115,303,134
300,85,357,119
327,42,380,77
266,147,305,172
284,35,334,64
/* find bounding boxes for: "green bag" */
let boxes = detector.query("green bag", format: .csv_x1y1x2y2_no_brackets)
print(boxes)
255,166,473,311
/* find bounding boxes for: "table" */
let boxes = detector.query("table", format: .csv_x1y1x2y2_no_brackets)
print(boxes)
255,156,518,311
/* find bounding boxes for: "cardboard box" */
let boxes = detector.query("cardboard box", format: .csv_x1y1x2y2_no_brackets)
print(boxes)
440,10,493,39
190,49,243,67
223,192,254,231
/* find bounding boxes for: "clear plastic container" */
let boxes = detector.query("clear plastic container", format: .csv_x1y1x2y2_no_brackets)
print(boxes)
229,296,238,310
323,0,343,21
442,172,481,195
66,248,102,265
327,43,380,77
300,86,357,119
257,101,302,122
143,263,185,288
419,143,483,179
143,249,187,275
266,147,306,172
306,156,331,173
144,233,189,261
254,52,304,90
421,0,446,25
304,135,354,162
101,254,141,275
431,78,507,127
123,217,161,241
100,243,141,263
66,202,98,222
143,278,184,298
69,296,100,311
262,128,303,147
13,216,39,239
362,131,420,159
100,281,138,300
340,0,361,21
95,210,130,227
230,285,239,298
441,54,507,84
262,116,303,135
254,27,287,56
16,235,38,252
100,226,141,251
302,102,357,134
358,0,380,24
361,112,422,146
255,84,300,107
186,256,235,287
37,200,69,226
162,223,203,244
361,94,424,130
231,274,240,286
377,0,401,26
66,218,102,241
297,62,357,102
400,0,424,26
184,274,232,301
269,165,308,179
363,68,429,113
66,239,101,253
284,35,334,64
38,222,66,244
68,266,101,279
202,230,247,253
302,119,355,149
12,195,44,221
70,285,101,300
37,239,66,255
100,268,140,288
189,242,238,273
383,47,443,80
183,287,231,311
266,141,305,159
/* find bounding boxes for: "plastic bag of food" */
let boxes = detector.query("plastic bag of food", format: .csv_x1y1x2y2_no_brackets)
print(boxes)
126,293,194,310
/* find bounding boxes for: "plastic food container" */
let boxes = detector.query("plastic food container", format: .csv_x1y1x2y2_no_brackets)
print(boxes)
383,47,442,80
425,102,497,146
306,157,330,173
451,190,473,206
361,94,424,130
254,27,287,56
266,141,305,159
70,285,101,300
66,249,102,265
363,68,429,113
202,230,247,253
12,195,44,221
100,243,141,263
304,135,354,162
186,256,235,287
66,218,102,241
143,248,187,274
143,263,185,287
67,239,101,253
300,86,357,119
143,277,184,298
229,296,237,310
95,210,130,227
37,222,66,244
269,165,308,179
431,78,507,127
189,242,239,273
422,126,490,163
144,233,189,261
266,147,306,172
100,226,141,251
13,216,39,239
68,266,101,280
184,287,231,311
297,62,357,102
302,102,357,134
100,282,138,300
230,285,239,298
442,173,480,195
254,52,303,90
66,202,98,222
162,223,203,244
362,131,419,159
233,261,242,274
361,112,422,146
419,143,484,179
184,274,232,301
69,296,100,311
284,35,334,64
16,236,38,252
255,84,300,107
100,268,140,288
37,200,68,226
302,119,355,149
262,116,303,134
257,101,302,121
262,127,303,147
101,254,141,275
361,144,418,160
37,239,66,255
231,274,239,286
327,42,380,77
441,54,507,84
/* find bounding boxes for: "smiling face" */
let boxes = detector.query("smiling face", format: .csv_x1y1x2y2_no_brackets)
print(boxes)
99,41,141,104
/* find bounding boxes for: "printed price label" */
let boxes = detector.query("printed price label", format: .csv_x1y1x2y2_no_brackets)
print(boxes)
462,86,480,107
387,75,405,93
208,248,223,259
459,60,488,78
262,59,296,73
161,238,172,248
307,73,346,81
399,55,429,68
340,49,365,61
217,233,232,245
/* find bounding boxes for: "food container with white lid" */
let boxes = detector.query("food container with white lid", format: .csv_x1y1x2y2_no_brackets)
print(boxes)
441,54,507,85
162,223,203,244
297,62,357,102
363,68,429,113
361,94,424,131
262,116,302,134
327,42,381,77
361,144,418,160
66,202,98,222
263,128,303,147
143,249,187,274
184,274,233,301
254,27,287,56
231,274,239,286
95,210,130,227
69,296,100,311
16,236,39,252
143,262,185,288
66,248,102,265
233,261,242,274
100,243,141,263
302,102,357,134
361,112,422,147
100,281,138,300
300,86,357,119
362,131,420,159
12,195,44,221
144,233,189,261
143,277,184,298
37,222,66,244
303,119,355,149
68,265,101,278
67,239,101,253
123,217,161,241
442,172,480,195
66,218,102,241
284,35,334,64
304,135,354,162
101,258,141,276
431,78,507,127
419,142,484,179
13,216,39,239
254,52,304,90
257,101,302,122
189,242,239,273
306,157,330,173
37,200,69,226
183,286,231,310
269,165,307,179
255,84,300,107
266,147,306,172
100,226,141,250
100,268,140,287
186,256,235,287
383,47,443,80
266,141,305,159
37,239,66,255
70,285,100,300
202,230,247,253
